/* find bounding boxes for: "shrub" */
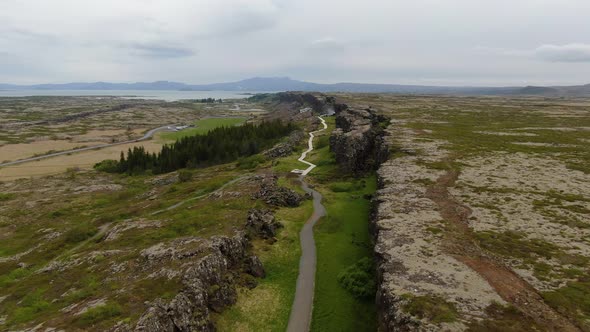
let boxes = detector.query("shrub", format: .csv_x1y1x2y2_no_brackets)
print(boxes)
78,303,122,326
64,223,98,244
178,169,193,182
236,154,266,169
11,289,50,324
403,295,458,323
0,267,32,287
0,193,14,201
94,159,120,173
337,257,376,299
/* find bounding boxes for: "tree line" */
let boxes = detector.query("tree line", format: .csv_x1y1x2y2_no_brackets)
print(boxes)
193,98,223,103
95,120,295,175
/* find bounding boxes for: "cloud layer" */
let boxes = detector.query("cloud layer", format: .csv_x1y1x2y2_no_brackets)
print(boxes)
1,0,590,85
535,44,590,63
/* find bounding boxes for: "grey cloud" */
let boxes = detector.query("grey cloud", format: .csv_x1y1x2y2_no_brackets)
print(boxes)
0,27,58,43
535,44,590,63
1,0,590,85
191,3,279,39
129,44,196,59
306,38,348,53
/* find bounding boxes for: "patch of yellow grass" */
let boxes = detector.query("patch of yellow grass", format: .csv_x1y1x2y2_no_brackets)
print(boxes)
0,140,163,180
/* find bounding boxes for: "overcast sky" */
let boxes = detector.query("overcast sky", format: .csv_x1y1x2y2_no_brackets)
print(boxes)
1,0,590,86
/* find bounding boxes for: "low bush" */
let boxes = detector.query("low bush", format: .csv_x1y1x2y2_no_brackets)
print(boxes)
236,154,266,169
64,223,98,244
337,257,376,299
78,302,122,326
403,294,458,323
93,159,120,173
178,169,193,182
0,193,15,201
10,289,50,324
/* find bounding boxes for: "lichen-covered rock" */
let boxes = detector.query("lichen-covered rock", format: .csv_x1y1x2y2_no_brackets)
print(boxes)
246,209,283,239
134,300,176,332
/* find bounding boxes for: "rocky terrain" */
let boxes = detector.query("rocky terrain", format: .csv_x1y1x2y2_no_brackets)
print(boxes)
0,94,318,331
335,94,590,331
3,92,590,331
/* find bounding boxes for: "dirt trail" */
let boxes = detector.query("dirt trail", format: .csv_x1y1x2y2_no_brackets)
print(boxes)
426,164,580,332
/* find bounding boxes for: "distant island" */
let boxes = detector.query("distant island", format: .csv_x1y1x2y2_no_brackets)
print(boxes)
1,77,589,97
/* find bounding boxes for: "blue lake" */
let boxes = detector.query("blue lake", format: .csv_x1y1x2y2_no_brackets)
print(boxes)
0,90,272,101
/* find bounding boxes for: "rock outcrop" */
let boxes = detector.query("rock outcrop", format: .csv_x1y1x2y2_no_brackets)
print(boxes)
259,92,346,123
246,208,283,239
130,232,265,332
330,107,389,175
264,130,306,158
252,174,305,207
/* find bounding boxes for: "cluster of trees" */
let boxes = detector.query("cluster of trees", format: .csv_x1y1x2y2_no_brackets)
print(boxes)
95,120,295,175
193,98,223,103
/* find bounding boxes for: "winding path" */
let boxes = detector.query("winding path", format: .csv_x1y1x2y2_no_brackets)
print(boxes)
287,116,328,332
0,125,175,168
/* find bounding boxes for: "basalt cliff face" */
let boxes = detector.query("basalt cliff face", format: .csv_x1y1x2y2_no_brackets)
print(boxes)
255,91,346,121
112,231,264,332
106,204,290,332
329,106,389,175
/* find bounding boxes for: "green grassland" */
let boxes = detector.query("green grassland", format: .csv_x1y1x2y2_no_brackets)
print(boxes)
0,157,274,330
158,117,247,141
215,199,314,331
305,116,377,332
216,134,311,331
217,115,378,331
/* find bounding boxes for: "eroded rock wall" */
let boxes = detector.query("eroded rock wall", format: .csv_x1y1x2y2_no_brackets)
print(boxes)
329,107,389,175
131,232,258,332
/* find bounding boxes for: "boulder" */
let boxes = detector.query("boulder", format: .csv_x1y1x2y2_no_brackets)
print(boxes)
252,175,304,207
246,209,283,239
245,255,266,278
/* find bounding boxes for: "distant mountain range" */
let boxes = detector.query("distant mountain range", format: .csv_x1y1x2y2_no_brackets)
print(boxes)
2,77,590,97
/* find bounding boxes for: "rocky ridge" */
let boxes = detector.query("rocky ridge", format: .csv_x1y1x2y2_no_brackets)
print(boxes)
130,232,253,332
264,130,306,158
118,223,272,332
